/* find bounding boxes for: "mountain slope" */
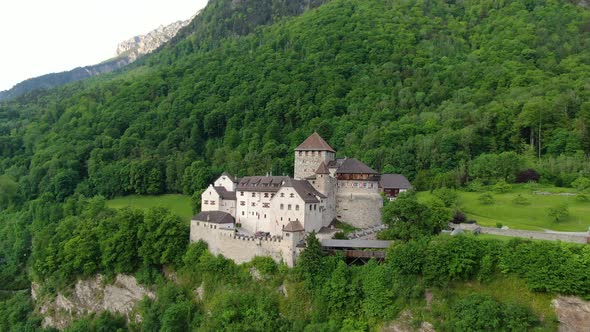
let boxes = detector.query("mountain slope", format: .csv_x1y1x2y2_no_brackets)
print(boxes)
0,19,190,102
1,0,590,198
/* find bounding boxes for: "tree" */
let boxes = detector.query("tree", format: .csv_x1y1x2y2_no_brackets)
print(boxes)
138,207,189,267
548,204,569,223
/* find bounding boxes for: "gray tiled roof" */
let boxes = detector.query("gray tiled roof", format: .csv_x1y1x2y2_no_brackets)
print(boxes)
237,176,290,192
286,179,326,203
213,186,237,200
335,158,378,174
193,211,235,224
379,174,412,189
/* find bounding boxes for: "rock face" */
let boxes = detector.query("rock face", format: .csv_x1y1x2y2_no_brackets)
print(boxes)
0,17,191,102
116,19,190,62
34,274,155,330
552,296,590,332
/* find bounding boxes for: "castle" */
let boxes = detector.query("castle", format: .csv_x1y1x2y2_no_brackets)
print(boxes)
190,132,411,266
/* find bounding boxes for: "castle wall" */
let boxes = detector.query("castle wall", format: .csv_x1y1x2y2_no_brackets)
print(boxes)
236,190,274,233
190,220,300,266
336,192,383,228
311,174,337,227
294,150,334,180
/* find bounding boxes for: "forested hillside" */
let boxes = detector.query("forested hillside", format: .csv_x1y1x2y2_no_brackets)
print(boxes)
1,0,590,330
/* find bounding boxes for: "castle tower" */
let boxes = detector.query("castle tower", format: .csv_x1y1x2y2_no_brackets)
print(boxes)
294,132,335,180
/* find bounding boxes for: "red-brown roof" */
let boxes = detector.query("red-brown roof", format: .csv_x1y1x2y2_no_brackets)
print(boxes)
315,162,330,174
335,158,378,174
295,132,335,152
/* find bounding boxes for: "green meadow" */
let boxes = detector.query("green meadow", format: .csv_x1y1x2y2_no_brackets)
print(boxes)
418,186,590,232
106,194,193,221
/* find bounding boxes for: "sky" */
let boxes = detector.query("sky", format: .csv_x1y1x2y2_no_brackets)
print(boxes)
0,0,209,91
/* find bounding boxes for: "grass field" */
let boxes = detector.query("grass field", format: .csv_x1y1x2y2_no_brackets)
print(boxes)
106,194,193,221
418,186,590,232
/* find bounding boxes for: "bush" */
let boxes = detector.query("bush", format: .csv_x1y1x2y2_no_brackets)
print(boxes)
478,192,494,205
572,177,590,192
432,187,458,208
492,180,512,193
512,194,530,205
496,222,503,229
466,180,484,192
515,169,540,183
548,204,569,222
575,194,589,202
446,294,538,331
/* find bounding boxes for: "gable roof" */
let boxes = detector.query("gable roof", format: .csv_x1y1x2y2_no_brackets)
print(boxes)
284,179,326,203
193,211,235,224
283,220,304,232
220,172,237,183
213,186,237,200
379,174,412,189
315,162,330,174
295,132,335,152
336,158,378,175
237,176,290,192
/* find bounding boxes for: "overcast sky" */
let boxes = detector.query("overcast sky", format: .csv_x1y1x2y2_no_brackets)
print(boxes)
0,0,208,91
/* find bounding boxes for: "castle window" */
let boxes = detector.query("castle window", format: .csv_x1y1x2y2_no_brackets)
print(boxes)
240,201,245,206
262,203,270,208
295,205,299,211
354,182,358,188
280,204,284,210
271,193,275,198
251,202,256,207
210,201,216,205
280,193,285,197
204,200,209,204
264,214,267,218
288,204,292,210
242,211,245,216
309,205,312,211
252,192,256,197
264,193,269,198
298,151,302,156
311,151,315,156
305,151,308,156
240,191,244,196
290,193,294,198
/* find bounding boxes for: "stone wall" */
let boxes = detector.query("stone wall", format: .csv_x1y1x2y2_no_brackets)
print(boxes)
336,192,383,228
294,150,334,180
190,220,301,266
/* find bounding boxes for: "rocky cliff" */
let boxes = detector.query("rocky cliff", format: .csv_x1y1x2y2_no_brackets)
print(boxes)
0,18,191,102
32,274,155,330
116,19,191,62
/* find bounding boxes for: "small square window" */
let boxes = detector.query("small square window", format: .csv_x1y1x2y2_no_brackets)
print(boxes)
252,192,256,197
295,205,299,211
290,193,294,198
288,204,292,210
280,204,284,210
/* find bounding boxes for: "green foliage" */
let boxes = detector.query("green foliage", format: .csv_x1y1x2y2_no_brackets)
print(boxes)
547,203,569,222
381,192,451,241
0,293,41,331
445,294,538,332
431,187,458,208
511,194,530,205
492,179,512,193
138,207,189,267
572,176,590,192
478,192,495,205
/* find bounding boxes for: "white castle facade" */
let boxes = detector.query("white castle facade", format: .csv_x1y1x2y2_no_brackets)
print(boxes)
190,132,411,266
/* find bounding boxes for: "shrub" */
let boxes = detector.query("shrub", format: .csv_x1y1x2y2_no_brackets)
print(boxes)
515,169,540,183
466,180,484,192
432,187,458,208
478,192,494,205
496,222,503,229
512,194,530,205
548,204,569,222
492,179,511,193
575,194,589,202
572,177,590,192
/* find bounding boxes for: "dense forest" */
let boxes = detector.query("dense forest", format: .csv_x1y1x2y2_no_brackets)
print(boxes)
1,0,590,330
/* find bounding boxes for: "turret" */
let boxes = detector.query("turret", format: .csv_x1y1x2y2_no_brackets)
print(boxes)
294,132,335,180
